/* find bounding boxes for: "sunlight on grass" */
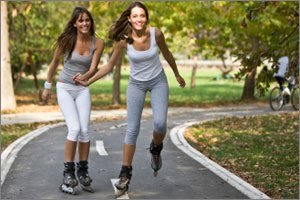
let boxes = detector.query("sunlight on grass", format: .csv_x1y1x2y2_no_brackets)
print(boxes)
15,66,269,108
185,113,299,199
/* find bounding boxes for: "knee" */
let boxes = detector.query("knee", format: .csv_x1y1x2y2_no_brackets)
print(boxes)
154,121,167,134
78,130,90,142
67,127,81,141
124,129,139,145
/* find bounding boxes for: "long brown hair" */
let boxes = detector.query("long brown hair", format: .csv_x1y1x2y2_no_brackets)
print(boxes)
55,7,95,59
108,1,149,44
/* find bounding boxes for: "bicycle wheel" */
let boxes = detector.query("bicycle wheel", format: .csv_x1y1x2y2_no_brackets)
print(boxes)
269,87,284,111
291,86,299,111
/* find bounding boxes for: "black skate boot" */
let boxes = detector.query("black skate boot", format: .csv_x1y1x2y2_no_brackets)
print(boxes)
59,162,78,195
76,161,94,193
149,140,163,176
114,165,132,198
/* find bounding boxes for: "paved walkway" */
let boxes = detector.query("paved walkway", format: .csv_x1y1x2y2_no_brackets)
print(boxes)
1,104,293,199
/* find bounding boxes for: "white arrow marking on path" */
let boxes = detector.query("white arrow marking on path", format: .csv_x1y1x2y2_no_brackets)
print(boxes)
96,140,108,156
111,178,130,199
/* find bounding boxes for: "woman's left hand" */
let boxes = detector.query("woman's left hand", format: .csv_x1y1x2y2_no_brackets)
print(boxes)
72,73,87,81
176,75,186,88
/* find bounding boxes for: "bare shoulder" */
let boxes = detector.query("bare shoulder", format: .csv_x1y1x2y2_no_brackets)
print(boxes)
94,37,105,48
154,27,163,38
115,39,127,49
154,27,165,43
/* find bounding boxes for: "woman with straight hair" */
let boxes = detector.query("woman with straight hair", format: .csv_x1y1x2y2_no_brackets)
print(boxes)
74,1,185,197
42,6,104,195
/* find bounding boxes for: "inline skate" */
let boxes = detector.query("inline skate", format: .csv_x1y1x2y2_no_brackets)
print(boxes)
114,165,132,198
149,140,163,176
59,162,78,195
76,160,94,193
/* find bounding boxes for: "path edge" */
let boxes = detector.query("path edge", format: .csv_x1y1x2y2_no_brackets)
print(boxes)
1,122,65,187
169,121,271,199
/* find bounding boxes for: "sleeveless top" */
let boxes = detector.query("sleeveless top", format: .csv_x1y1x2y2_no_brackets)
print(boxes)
127,27,163,81
58,36,95,85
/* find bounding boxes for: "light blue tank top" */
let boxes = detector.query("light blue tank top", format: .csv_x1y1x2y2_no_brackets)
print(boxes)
58,36,95,85
127,27,163,81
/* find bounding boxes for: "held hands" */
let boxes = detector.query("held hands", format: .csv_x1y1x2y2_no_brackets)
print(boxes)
176,74,186,88
72,73,89,86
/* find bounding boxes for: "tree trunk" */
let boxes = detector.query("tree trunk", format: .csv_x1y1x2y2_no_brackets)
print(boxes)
220,57,233,78
241,37,259,100
241,67,256,100
112,51,123,106
27,51,42,100
14,62,26,91
190,65,197,89
1,1,16,110
190,56,198,89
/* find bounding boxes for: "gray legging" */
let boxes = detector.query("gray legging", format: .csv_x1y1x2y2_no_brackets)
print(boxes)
125,70,169,145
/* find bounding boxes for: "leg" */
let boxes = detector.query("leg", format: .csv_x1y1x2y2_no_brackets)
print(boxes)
57,83,81,194
149,72,169,176
76,87,91,161
75,87,94,192
115,82,146,196
275,76,285,91
56,84,81,162
150,71,169,144
123,82,146,165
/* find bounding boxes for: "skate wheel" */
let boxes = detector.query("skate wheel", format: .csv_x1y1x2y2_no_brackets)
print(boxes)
59,184,76,195
115,186,129,198
81,185,94,193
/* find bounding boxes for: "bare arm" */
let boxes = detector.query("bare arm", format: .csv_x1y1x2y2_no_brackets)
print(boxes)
155,28,186,87
46,47,62,83
42,47,63,101
76,38,105,80
75,40,126,86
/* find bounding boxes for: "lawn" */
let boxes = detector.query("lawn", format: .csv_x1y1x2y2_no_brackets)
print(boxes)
10,66,269,113
185,112,299,199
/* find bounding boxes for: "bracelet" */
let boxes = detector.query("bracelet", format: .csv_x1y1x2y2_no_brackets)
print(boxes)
44,81,52,89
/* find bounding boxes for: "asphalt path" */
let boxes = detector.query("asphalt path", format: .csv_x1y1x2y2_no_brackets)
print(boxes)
1,105,292,199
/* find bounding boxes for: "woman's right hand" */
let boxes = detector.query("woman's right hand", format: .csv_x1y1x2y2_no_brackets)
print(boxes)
42,89,51,102
72,73,89,86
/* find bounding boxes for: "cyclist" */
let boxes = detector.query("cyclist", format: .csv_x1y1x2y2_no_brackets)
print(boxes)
273,56,294,95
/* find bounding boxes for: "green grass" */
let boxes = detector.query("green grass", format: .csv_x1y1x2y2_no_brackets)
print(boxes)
1,122,60,151
185,112,299,199
15,67,268,107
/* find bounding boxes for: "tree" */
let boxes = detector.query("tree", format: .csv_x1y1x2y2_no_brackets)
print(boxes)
1,1,16,110
233,1,299,97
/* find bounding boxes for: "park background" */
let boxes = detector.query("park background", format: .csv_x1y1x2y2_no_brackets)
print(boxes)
1,1,299,199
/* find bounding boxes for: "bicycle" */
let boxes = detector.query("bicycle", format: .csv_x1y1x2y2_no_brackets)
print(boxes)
269,77,299,111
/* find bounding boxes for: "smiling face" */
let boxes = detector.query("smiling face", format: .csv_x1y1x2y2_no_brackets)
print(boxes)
74,12,91,34
128,6,148,31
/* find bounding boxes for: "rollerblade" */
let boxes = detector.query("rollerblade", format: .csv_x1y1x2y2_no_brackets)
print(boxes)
149,140,163,176
76,161,94,193
59,162,78,195
114,165,132,198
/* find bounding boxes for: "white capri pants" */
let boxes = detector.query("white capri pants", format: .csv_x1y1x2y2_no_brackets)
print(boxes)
56,82,91,142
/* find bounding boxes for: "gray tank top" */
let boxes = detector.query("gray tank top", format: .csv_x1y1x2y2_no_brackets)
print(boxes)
58,36,95,85
127,27,163,81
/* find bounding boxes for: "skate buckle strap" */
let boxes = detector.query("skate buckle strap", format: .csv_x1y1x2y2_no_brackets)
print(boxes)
119,165,132,179
150,141,163,155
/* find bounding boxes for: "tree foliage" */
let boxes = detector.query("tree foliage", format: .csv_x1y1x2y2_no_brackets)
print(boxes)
7,1,299,100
